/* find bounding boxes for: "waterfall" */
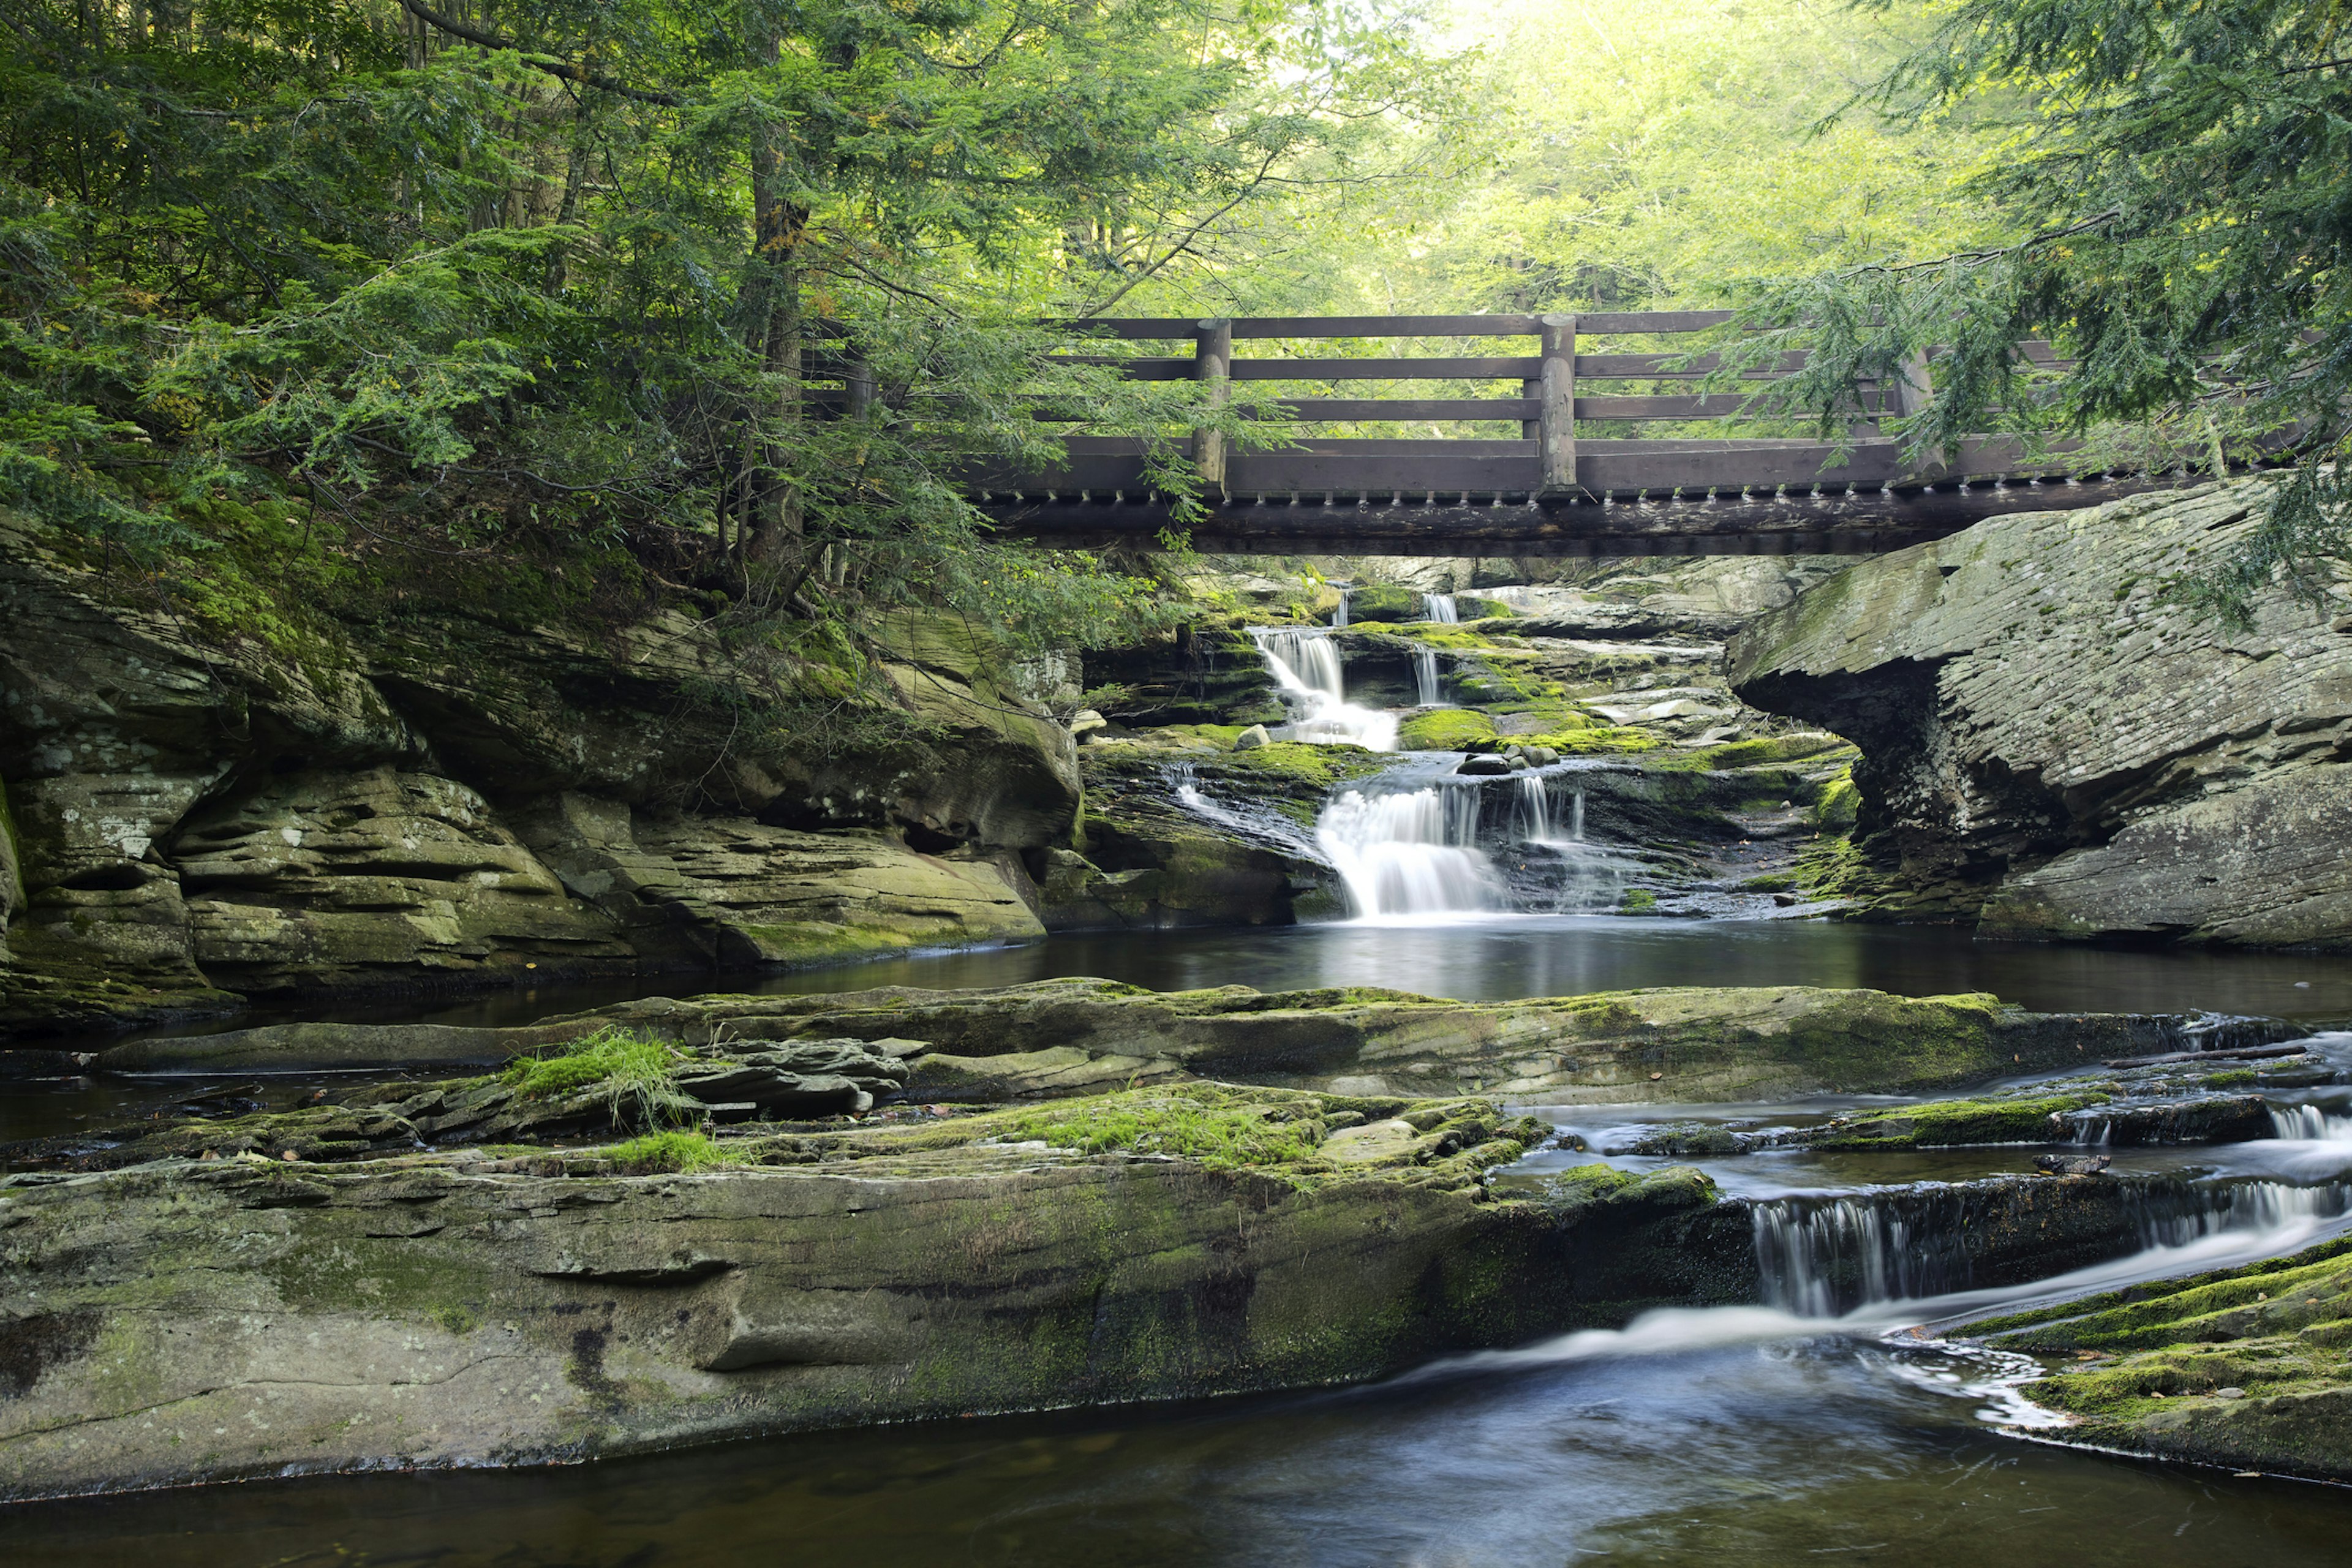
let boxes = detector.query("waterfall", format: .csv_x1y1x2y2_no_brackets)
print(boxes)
1422,593,1458,624
1569,791,1585,841
1752,1180,2352,1319
1250,627,1397,750
1331,589,1350,628
1511,775,1552,842
1412,646,1444,707
2273,1104,2352,1141
1317,781,1501,917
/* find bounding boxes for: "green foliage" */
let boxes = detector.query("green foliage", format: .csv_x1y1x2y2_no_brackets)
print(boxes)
503,1028,697,1129
0,0,1466,665
1719,0,2352,617
998,1085,1322,1169
1618,889,1659,914
603,1129,739,1174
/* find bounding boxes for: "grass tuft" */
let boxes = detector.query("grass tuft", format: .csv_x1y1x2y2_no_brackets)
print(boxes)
503,1027,698,1129
604,1129,737,1174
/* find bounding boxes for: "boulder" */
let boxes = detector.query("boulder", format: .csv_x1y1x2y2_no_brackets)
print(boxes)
1457,754,1513,776
171,766,635,993
1232,723,1272,750
1729,478,2352,946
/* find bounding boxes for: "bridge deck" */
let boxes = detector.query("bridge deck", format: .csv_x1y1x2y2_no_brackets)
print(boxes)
941,312,2235,554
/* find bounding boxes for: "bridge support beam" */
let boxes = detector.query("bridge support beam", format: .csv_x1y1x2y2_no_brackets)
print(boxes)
1538,313,1577,494
1192,317,1231,493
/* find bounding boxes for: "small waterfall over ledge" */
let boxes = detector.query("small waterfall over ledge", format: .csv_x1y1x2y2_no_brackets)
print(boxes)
1752,1179,2352,1319
1243,617,1644,921
1318,773,1502,918
1422,593,1458,624
1250,627,1398,750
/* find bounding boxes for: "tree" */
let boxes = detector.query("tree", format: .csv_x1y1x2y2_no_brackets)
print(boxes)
0,0,1457,656
1726,0,2352,619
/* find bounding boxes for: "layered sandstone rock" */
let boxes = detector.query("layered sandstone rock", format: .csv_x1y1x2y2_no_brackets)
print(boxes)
0,519,1068,1035
1728,478,2352,947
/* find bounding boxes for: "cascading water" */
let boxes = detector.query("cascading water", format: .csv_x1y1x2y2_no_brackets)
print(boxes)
1422,593,1458,624
1250,627,1398,750
2273,1104,2352,1141
1412,646,1444,707
1331,589,1350,628
1318,776,1502,917
1752,1179,2352,1319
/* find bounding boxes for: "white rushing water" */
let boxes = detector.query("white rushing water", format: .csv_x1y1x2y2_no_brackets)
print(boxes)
1412,646,1444,707
1411,1178,2352,1392
2271,1103,2352,1141
1422,592,1458,624
1246,615,1638,919
1751,1178,2352,1319
1317,779,1502,917
1250,627,1398,750
1330,587,1349,628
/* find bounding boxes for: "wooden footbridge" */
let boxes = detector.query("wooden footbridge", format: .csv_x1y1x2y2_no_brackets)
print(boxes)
957,312,2225,556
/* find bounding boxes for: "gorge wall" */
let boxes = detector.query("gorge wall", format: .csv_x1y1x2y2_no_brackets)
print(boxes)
0,515,1077,1039
1728,478,2352,949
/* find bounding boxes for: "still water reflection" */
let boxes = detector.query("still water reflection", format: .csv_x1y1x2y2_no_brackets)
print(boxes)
93,916,2351,1048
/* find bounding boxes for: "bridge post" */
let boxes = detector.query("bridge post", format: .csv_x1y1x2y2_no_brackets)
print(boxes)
1539,312,1577,494
1193,317,1232,494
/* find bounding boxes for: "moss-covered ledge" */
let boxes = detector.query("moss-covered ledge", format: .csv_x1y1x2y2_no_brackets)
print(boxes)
0,1082,1745,1502
1979,1237,2352,1481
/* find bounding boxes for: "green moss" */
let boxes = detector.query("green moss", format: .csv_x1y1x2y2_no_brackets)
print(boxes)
1532,725,1657,754
1223,740,1383,788
1812,768,1860,829
1619,889,1659,913
1648,736,1856,772
1811,1091,2109,1149
1792,832,1886,901
1397,709,1498,750
1343,583,1420,622
2203,1069,2258,1088
603,1129,739,1174
998,1084,1322,1170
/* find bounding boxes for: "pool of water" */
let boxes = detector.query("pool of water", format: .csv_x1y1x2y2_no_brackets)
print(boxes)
7,1327,2346,1567
52,915,2352,1054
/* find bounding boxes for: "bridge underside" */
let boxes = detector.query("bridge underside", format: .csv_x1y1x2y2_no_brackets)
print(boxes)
978,470,2206,557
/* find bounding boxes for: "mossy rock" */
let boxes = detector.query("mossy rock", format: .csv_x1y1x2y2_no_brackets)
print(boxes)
1397,709,1498,751
1344,583,1422,622
1457,597,1514,620
1809,1091,2108,1149
1812,769,1860,829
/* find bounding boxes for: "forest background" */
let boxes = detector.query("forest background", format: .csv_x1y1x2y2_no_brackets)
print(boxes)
4,0,2343,766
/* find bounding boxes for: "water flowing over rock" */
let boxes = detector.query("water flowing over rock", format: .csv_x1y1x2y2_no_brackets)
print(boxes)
1728,478,2352,948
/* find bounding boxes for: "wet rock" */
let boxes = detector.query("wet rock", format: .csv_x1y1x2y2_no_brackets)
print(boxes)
1457,755,1513,777
0,1086,1693,1502
1232,723,1272,750
2035,1153,2113,1176
1730,478,2352,947
1987,1235,2352,1480
2054,1095,2275,1147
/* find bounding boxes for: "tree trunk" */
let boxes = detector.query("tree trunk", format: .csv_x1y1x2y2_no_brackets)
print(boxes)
743,18,806,571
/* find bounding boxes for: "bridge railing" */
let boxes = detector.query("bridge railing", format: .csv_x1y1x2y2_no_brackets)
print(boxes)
968,311,2083,503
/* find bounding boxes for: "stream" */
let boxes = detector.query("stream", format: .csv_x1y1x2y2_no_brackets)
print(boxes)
9,594,2352,1561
